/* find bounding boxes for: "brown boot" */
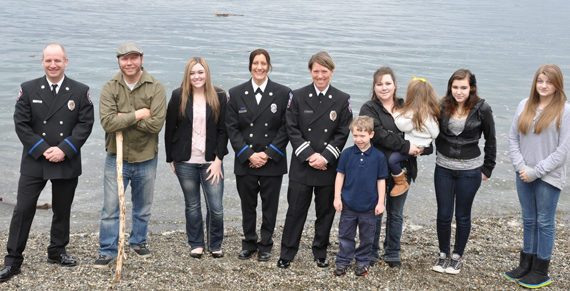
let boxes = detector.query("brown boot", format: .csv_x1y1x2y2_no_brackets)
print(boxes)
390,171,409,197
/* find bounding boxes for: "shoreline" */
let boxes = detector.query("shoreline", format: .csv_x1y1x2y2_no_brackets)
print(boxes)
0,215,568,290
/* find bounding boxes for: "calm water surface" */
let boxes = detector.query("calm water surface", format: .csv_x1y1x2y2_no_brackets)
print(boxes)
0,0,569,232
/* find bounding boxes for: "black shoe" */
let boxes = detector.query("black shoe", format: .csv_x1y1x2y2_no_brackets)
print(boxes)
504,251,533,281
238,249,257,260
0,266,21,282
387,261,402,268
93,254,114,269
355,264,370,276
277,258,291,269
518,255,552,288
315,258,329,268
258,252,271,262
381,255,402,268
211,251,224,259
47,253,78,267
190,252,202,259
190,248,203,259
334,265,347,276
131,244,151,258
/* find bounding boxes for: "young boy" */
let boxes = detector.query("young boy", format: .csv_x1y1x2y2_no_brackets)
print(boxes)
333,116,388,276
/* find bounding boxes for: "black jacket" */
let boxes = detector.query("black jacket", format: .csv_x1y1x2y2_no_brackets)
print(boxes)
226,79,291,176
286,84,353,186
359,98,432,181
14,76,94,179
164,87,228,163
436,99,496,177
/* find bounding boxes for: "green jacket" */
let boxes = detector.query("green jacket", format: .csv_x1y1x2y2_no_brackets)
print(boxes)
100,69,166,163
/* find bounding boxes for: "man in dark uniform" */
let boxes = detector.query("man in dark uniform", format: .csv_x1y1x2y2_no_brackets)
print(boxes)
278,51,352,269
226,49,291,261
0,43,94,283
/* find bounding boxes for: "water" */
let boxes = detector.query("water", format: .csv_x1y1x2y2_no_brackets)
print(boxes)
1,0,569,233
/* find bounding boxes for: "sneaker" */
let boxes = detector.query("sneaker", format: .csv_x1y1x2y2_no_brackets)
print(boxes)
354,264,370,276
93,255,114,269
334,265,347,276
432,252,448,273
132,244,151,258
445,253,463,274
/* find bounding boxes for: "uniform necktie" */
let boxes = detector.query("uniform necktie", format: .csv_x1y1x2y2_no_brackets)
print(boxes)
255,88,262,105
318,92,324,104
51,84,58,97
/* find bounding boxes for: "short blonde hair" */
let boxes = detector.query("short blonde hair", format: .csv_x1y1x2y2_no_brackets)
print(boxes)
350,116,374,133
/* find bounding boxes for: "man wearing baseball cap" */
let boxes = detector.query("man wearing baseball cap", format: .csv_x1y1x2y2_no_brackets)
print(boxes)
94,42,166,268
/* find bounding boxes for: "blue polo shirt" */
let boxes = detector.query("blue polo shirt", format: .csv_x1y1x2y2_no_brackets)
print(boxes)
337,145,388,212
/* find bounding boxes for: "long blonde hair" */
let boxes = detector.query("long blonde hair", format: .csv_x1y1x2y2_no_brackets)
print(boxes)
180,57,220,121
399,79,440,130
518,64,566,135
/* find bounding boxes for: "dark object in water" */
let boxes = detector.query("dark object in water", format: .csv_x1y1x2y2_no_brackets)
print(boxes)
215,11,244,17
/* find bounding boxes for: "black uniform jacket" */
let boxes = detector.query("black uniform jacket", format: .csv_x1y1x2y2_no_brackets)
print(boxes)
226,79,291,176
286,83,352,186
14,75,94,179
164,88,228,163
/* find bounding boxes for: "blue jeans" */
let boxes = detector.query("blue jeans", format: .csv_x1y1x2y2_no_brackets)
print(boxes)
434,165,481,256
336,208,376,266
174,162,224,252
98,153,157,258
371,177,408,263
516,175,560,260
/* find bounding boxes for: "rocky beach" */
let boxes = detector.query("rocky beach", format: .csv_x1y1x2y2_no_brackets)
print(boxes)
0,215,568,290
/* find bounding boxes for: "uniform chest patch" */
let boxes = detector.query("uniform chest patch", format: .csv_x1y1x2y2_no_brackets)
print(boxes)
270,103,277,113
68,100,75,111
239,107,247,114
330,110,337,121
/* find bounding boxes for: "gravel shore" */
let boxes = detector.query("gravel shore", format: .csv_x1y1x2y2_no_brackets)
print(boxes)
0,215,568,290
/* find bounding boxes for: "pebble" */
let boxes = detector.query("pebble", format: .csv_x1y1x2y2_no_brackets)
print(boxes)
0,215,568,290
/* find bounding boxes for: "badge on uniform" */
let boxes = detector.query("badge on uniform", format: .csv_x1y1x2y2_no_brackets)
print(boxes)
330,110,337,121
270,103,277,113
68,100,75,111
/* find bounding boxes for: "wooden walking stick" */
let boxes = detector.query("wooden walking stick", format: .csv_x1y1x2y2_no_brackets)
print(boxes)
114,131,127,282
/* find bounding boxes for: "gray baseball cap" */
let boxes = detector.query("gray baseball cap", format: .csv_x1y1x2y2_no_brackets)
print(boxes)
116,42,143,57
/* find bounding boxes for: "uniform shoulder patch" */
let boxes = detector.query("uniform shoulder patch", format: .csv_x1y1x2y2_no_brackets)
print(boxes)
347,97,352,113
87,89,93,104
287,92,293,108
17,88,22,100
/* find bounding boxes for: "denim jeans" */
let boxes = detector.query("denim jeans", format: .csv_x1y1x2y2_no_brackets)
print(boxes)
99,153,157,258
434,165,481,256
371,177,408,263
174,162,224,252
336,208,376,266
516,175,560,260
